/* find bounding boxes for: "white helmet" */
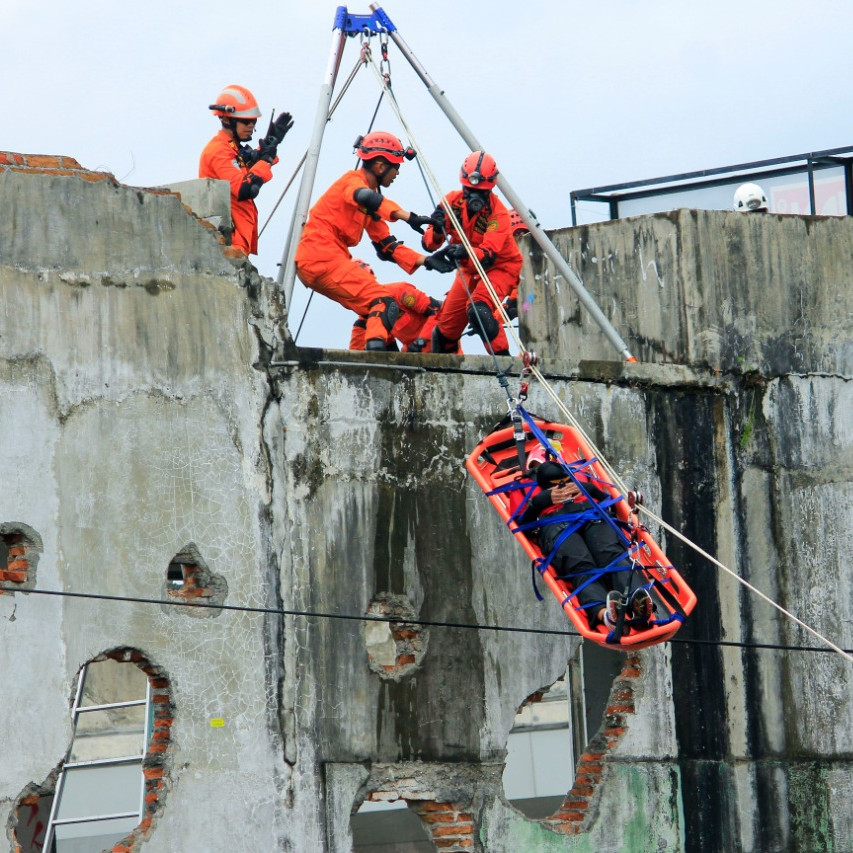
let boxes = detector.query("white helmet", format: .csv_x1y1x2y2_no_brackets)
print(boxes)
733,182,769,212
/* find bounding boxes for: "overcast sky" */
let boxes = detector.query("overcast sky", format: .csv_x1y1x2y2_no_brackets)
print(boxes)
4,1,852,348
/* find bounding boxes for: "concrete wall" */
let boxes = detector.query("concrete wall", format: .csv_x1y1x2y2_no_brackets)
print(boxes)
1,154,851,852
0,156,290,850
520,208,853,375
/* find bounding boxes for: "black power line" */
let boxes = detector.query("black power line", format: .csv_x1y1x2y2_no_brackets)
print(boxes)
2,584,850,657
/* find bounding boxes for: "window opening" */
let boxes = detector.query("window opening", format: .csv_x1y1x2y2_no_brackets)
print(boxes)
0,524,42,593
164,543,227,615
577,640,624,761
503,642,624,819
165,561,185,591
43,659,152,852
503,669,574,819
351,799,434,852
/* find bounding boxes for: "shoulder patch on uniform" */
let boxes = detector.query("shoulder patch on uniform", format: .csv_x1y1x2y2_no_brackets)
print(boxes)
402,293,417,309
486,219,499,232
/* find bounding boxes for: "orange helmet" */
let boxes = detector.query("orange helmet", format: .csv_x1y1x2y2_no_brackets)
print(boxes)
509,209,529,236
460,151,498,190
356,131,415,165
209,85,262,119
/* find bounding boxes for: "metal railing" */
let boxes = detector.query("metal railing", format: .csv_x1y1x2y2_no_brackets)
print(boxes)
570,145,853,225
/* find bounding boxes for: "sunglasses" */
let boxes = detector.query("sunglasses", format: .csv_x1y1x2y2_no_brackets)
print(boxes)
236,118,257,126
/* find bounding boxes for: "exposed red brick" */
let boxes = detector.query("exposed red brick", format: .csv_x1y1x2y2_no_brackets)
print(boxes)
546,821,581,834
394,628,418,640
419,812,455,824
569,785,595,798
551,811,587,823
431,823,474,837
418,801,454,813
0,570,28,583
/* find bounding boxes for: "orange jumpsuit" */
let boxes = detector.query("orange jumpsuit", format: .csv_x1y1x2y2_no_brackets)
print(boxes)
423,190,522,353
199,130,276,255
294,169,423,345
348,281,441,352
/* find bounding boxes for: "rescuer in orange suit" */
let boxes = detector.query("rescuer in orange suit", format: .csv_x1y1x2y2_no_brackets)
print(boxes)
348,280,449,352
199,84,293,255
500,208,531,323
422,151,523,355
294,131,456,351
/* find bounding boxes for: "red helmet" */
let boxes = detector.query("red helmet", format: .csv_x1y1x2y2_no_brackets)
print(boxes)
356,131,414,165
509,209,529,236
209,85,262,119
460,151,498,189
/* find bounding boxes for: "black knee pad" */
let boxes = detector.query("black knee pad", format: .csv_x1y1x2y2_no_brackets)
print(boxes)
368,297,402,333
466,301,500,342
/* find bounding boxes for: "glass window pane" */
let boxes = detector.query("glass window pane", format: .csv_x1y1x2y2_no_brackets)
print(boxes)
56,763,142,821
80,659,148,706
70,705,147,761
55,816,139,852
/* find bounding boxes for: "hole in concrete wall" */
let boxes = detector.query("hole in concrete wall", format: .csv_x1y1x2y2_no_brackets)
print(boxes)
503,669,574,819
351,798,434,852
10,648,173,853
164,542,227,617
363,593,428,680
502,644,623,820
0,523,43,594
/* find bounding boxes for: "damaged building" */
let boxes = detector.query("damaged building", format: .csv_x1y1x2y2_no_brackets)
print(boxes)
1,151,852,852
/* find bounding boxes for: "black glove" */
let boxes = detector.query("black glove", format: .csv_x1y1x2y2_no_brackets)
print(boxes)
257,136,278,164
269,112,293,144
502,297,518,321
423,249,456,274
444,244,469,262
237,144,260,167
407,212,441,235
429,205,446,235
426,297,442,315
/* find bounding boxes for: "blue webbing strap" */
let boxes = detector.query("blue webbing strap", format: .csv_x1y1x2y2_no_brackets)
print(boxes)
484,407,682,627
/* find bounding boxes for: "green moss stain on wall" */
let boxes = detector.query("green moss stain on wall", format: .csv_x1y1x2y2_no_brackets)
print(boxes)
788,762,834,853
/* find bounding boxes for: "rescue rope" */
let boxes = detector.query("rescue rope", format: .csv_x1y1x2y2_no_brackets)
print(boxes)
364,56,523,353
366,46,852,665
522,369,853,665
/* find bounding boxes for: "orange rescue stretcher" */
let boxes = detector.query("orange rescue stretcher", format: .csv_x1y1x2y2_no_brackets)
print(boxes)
465,409,697,650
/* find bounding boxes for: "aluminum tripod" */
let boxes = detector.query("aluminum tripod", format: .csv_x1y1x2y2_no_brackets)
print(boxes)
276,4,636,362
